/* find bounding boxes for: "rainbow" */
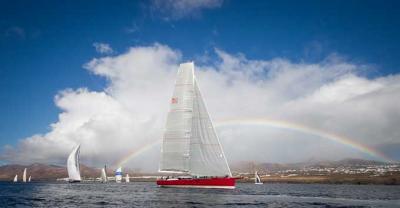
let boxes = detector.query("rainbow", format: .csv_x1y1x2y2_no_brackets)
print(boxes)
215,118,393,162
115,139,161,167
115,118,393,167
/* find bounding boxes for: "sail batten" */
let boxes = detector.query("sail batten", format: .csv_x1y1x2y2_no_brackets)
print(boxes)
159,62,231,177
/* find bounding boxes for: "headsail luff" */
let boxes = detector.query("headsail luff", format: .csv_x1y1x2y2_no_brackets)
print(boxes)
67,144,81,182
159,62,231,177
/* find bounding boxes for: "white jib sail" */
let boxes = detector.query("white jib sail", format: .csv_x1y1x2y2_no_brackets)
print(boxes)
13,174,18,182
67,144,81,182
159,62,232,177
100,168,107,182
125,174,130,183
23,168,27,182
28,176,31,182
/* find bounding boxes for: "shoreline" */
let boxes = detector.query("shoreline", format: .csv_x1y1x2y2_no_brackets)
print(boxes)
238,175,400,185
2,175,399,185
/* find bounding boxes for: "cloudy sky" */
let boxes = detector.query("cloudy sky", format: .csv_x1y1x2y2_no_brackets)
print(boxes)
1,0,399,171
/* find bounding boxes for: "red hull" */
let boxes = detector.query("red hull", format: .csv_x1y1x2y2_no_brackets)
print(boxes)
157,177,236,189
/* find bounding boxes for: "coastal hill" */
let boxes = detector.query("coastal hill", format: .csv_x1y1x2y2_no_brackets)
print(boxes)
231,158,389,173
0,163,99,181
232,158,400,185
0,158,398,184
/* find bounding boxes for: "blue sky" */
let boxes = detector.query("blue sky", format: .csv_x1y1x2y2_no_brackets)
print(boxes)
1,0,400,164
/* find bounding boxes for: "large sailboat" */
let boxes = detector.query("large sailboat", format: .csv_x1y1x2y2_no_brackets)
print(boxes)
67,144,81,182
157,62,236,189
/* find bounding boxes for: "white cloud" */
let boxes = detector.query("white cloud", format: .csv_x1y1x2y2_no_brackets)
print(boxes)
150,0,223,20
2,44,400,171
93,42,113,54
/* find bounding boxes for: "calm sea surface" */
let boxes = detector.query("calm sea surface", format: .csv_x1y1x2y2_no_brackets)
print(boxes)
0,182,399,207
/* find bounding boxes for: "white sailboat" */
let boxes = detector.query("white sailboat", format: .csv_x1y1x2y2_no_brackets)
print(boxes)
22,168,27,182
125,174,130,183
255,171,263,185
28,176,31,182
157,62,236,189
13,174,18,182
67,144,81,182
100,167,107,183
115,167,122,183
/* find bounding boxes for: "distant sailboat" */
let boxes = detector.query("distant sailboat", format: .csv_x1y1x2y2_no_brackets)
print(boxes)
23,168,27,183
115,167,122,183
156,62,235,189
28,176,31,182
67,144,81,183
100,166,107,183
125,174,130,183
255,171,263,185
13,174,18,182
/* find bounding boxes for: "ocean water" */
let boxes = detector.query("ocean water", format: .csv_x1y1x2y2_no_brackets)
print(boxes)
0,182,399,207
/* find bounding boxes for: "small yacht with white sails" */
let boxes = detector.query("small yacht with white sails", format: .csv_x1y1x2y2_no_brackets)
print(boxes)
22,168,27,183
67,144,81,183
255,171,263,184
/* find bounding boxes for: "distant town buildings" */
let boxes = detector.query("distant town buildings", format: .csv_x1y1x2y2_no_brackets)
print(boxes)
235,164,400,178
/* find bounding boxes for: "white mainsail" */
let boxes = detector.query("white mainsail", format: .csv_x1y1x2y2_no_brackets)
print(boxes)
125,174,130,183
13,174,18,182
23,168,27,182
100,167,107,183
255,171,263,184
67,144,81,182
115,167,122,183
159,62,232,177
28,176,31,182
